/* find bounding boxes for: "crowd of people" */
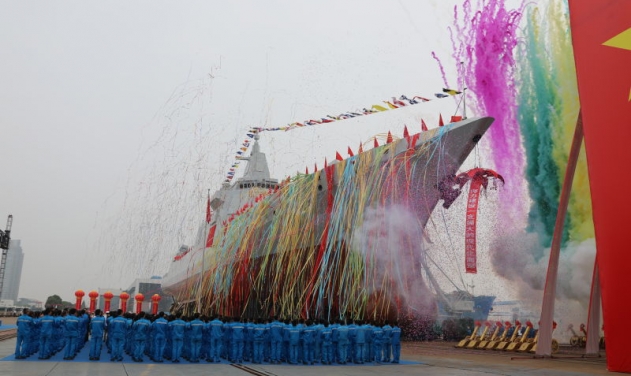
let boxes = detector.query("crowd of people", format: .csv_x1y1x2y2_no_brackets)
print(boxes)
14,307,403,364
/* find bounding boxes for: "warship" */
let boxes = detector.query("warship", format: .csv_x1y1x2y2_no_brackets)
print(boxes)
162,115,495,322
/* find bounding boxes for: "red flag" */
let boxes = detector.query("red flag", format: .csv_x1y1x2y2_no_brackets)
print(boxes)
206,225,217,247
568,1,631,372
335,151,343,161
205,194,211,223
306,167,309,174
347,146,354,157
403,125,409,138
358,142,363,153
314,163,318,172
386,131,393,143
373,138,379,148
438,114,444,127
421,119,428,132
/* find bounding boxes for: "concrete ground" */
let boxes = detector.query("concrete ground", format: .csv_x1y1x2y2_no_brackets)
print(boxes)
0,317,613,376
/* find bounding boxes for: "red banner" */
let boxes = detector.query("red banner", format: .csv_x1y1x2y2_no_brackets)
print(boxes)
464,180,482,273
568,1,631,372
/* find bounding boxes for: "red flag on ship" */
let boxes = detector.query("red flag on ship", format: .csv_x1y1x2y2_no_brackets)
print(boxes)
336,151,343,161
421,119,428,132
403,125,409,138
568,1,631,372
347,146,354,157
438,114,444,127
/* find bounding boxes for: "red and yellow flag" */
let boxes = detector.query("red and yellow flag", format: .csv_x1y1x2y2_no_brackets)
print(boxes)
568,1,631,372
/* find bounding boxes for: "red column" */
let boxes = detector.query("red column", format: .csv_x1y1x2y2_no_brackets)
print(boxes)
88,291,99,313
119,292,130,312
135,293,144,314
103,291,114,313
151,294,161,315
74,290,85,310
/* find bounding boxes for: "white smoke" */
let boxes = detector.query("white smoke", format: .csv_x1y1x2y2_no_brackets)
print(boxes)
351,204,436,316
490,230,597,333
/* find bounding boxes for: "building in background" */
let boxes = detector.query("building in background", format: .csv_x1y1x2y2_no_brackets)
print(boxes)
125,276,173,313
1,239,24,302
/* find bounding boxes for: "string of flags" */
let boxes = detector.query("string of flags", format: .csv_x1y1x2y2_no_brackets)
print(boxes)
223,89,463,183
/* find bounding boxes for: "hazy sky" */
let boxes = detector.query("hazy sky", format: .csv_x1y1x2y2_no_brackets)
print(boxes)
1,1,517,303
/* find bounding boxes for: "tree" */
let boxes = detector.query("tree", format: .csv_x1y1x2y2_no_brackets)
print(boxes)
45,294,63,307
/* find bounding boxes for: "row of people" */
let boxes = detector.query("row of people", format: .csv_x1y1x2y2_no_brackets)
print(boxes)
15,307,402,364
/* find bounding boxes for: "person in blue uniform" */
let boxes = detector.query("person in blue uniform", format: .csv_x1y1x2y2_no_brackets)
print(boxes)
38,309,55,359
63,309,81,360
269,317,283,364
109,312,129,361
382,321,392,362
288,320,301,365
151,312,169,362
168,312,187,363
189,313,205,362
362,321,374,362
302,320,315,365
231,318,245,363
337,320,349,364
391,321,401,363
89,309,106,360
372,324,384,363
131,311,151,362
208,316,223,362
15,308,33,359
253,319,267,363
321,322,333,365
354,320,366,364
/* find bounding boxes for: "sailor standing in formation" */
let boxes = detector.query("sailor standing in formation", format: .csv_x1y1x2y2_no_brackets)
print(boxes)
14,309,402,365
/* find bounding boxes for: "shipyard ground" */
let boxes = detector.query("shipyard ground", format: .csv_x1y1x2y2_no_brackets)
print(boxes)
0,318,611,375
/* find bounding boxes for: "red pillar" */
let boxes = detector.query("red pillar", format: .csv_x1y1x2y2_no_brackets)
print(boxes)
74,290,85,310
103,291,113,313
151,294,161,315
119,292,130,312
88,291,99,313
135,293,144,314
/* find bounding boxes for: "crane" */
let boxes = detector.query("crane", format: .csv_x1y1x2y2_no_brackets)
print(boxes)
0,215,13,300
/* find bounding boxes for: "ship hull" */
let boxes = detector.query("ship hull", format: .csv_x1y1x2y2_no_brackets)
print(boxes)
163,117,494,321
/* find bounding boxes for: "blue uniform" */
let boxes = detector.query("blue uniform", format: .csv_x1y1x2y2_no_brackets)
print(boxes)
189,318,205,362
382,324,392,362
63,314,81,359
231,322,245,363
168,318,187,362
151,317,168,361
321,326,333,364
354,324,365,363
337,325,349,364
109,316,129,361
288,324,301,364
372,326,383,362
391,325,401,363
253,323,267,363
302,325,315,364
269,320,283,363
38,314,55,359
15,313,34,359
89,315,106,359
132,318,151,361
208,318,223,362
